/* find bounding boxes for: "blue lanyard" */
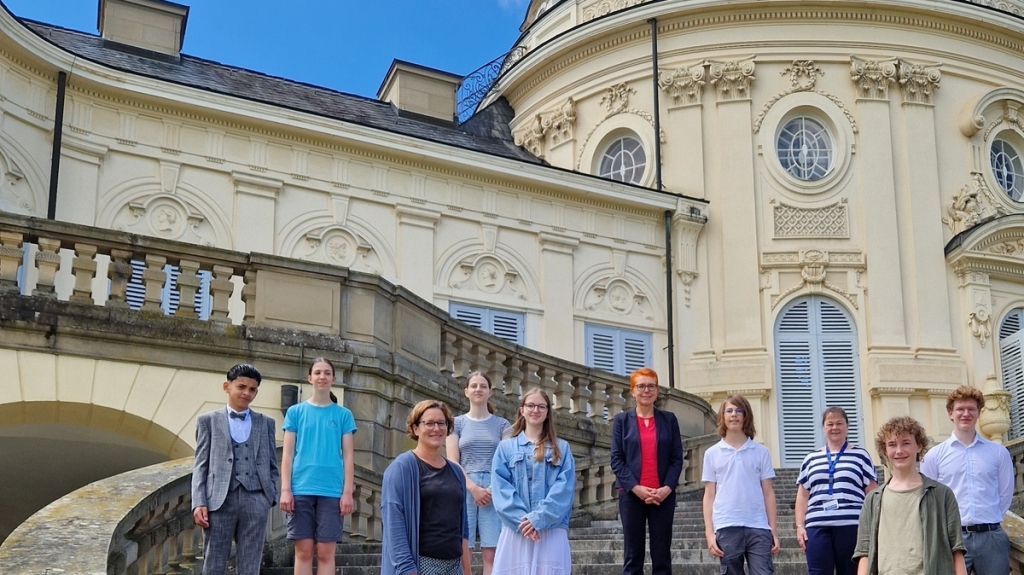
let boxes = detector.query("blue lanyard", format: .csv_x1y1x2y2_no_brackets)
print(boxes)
825,442,847,496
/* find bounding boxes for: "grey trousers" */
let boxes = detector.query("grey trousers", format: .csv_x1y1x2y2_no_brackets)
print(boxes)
202,488,271,575
716,526,774,575
963,527,1010,575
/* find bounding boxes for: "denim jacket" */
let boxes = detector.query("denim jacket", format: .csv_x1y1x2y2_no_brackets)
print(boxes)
491,432,575,531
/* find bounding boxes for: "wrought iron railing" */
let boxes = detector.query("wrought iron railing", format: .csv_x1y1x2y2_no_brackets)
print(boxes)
456,46,528,124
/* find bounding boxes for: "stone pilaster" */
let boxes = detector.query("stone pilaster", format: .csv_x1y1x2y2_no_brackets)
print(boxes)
396,205,441,300
232,172,282,254
539,232,578,359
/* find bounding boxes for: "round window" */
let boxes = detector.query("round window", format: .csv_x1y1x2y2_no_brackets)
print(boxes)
991,138,1024,202
598,135,647,184
776,116,834,181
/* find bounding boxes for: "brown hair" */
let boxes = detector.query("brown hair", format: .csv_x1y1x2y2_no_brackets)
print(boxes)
716,394,757,439
629,367,659,391
821,406,849,426
945,385,985,413
466,371,496,414
510,388,562,465
405,399,454,440
308,357,336,376
874,416,929,465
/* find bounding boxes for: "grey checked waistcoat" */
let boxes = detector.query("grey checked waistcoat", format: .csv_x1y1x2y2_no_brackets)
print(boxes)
230,438,262,492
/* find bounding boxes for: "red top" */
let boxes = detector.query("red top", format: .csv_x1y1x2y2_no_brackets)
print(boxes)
638,415,660,488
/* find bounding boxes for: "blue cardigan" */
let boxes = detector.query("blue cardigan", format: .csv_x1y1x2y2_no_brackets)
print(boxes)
380,450,469,575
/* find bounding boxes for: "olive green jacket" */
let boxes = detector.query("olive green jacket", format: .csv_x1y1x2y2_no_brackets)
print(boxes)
852,475,966,575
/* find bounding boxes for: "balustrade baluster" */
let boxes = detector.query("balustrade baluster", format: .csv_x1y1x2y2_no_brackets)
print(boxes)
469,343,486,375
241,269,257,325
605,382,625,419
552,372,573,412
0,231,23,294
179,525,200,575
69,243,98,303
451,336,472,379
208,265,233,322
485,350,507,393
33,237,61,298
174,260,201,318
588,380,608,419
502,357,523,398
141,254,168,313
521,360,540,391
440,330,457,377
570,376,590,415
350,483,366,539
106,249,133,308
367,487,382,541
599,463,615,503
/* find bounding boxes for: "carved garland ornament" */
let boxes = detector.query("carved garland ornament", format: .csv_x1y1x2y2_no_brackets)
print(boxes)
753,60,857,134
513,98,578,159
582,0,647,22
761,249,863,310
575,84,666,170
969,305,992,348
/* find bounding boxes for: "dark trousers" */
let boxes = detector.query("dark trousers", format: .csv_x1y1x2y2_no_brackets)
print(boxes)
619,488,676,575
963,527,1010,575
202,488,271,575
805,525,858,575
716,526,774,575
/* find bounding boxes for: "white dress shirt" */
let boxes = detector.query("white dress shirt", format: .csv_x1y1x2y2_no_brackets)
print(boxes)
920,430,1013,525
226,406,252,443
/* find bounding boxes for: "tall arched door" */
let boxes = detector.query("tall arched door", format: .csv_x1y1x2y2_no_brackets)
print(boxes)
775,296,864,467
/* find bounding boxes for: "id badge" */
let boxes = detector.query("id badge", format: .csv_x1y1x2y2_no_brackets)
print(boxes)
822,498,839,512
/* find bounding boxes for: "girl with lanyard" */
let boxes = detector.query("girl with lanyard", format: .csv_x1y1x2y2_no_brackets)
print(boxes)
795,407,878,575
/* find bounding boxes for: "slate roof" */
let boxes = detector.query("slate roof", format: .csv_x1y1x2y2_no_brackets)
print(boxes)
21,20,542,164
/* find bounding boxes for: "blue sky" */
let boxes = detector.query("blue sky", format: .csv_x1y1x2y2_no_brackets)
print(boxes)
2,0,528,98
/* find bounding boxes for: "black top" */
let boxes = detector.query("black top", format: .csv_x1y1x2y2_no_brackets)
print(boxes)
415,454,464,560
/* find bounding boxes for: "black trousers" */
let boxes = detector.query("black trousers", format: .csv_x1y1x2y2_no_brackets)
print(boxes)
618,488,677,575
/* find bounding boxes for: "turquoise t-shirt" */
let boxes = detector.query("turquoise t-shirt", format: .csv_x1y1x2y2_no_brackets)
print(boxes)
283,402,357,497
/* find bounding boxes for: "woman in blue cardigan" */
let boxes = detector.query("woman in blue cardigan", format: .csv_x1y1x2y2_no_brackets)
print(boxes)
610,367,684,575
381,400,470,575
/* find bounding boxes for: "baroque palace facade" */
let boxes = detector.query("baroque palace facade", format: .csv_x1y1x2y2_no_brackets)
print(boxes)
2,0,1024,473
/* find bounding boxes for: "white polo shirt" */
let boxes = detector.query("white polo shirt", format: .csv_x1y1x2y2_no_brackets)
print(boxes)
702,437,775,531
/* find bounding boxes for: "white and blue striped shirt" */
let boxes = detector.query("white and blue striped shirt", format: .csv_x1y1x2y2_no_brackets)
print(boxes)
452,413,512,473
796,445,876,527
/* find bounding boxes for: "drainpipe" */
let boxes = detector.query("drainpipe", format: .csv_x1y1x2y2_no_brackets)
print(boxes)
649,18,676,389
46,71,68,220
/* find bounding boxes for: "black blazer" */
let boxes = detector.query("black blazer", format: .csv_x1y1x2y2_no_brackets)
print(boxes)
610,407,684,492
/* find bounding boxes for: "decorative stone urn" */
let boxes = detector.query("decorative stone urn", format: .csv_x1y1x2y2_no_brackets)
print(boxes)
979,373,1012,444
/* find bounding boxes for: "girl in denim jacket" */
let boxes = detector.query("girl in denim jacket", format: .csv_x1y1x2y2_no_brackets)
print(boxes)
490,388,575,575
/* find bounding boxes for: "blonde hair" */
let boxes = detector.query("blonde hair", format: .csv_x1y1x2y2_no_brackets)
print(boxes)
510,388,561,465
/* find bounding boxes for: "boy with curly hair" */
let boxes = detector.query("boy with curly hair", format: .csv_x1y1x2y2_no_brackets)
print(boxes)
852,416,966,575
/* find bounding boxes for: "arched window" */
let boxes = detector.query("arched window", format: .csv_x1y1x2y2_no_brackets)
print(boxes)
999,308,1024,439
775,296,863,467
597,134,647,184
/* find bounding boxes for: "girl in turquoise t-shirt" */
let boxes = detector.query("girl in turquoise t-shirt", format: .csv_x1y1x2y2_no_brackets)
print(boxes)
281,358,357,575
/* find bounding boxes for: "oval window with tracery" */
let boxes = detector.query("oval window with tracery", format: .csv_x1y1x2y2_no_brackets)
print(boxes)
991,138,1024,202
597,135,647,184
776,116,834,181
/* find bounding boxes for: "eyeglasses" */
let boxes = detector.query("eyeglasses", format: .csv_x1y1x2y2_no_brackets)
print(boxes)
724,408,745,415
523,403,548,412
635,384,658,392
417,420,448,429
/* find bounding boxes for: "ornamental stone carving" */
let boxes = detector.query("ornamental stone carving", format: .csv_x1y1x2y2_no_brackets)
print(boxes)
943,172,1007,235
969,304,992,347
983,100,1024,141
773,200,849,238
601,84,635,114
513,98,577,159
658,62,707,106
761,249,863,310
583,277,654,320
113,195,216,246
850,57,898,100
0,152,32,214
898,59,942,105
709,58,755,101
450,254,526,300
753,60,856,133
989,239,1024,257
581,0,647,22
300,227,383,274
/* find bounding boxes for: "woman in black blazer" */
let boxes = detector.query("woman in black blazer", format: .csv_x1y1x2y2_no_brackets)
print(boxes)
610,367,685,575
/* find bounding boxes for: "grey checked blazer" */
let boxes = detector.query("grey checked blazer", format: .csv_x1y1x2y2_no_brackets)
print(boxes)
191,408,279,511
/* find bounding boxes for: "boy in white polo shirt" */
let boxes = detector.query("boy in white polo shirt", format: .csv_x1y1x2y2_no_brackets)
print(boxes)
702,394,779,575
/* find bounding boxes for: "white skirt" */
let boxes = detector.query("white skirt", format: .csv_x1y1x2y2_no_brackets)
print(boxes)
491,524,571,575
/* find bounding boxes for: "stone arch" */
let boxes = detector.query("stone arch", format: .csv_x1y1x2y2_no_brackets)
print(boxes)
277,213,397,278
96,178,232,249
573,261,664,324
0,134,48,216
436,238,540,305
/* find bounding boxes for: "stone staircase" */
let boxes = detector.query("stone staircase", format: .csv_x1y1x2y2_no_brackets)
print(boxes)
262,469,808,574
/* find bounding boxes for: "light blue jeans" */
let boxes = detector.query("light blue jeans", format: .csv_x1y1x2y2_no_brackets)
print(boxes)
465,470,501,549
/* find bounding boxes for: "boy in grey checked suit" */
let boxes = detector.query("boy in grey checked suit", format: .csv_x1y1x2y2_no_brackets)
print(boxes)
192,364,279,575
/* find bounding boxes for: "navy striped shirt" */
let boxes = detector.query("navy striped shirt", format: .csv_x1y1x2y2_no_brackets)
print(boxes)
796,445,876,527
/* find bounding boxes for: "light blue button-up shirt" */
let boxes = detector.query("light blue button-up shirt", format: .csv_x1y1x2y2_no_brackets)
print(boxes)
491,432,575,531
226,406,252,443
920,430,1013,525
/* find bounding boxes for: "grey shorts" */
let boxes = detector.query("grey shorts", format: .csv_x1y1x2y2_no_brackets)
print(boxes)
286,495,344,542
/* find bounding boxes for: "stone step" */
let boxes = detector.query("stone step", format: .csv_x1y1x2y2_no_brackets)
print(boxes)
263,560,810,575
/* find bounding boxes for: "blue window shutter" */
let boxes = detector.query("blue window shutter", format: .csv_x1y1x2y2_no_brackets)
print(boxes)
450,302,525,345
585,323,652,376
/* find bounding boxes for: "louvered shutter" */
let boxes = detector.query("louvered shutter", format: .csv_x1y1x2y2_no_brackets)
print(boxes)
1000,330,1024,439
125,259,146,311
775,296,863,467
585,324,652,376
449,303,525,345
623,332,651,374
585,325,618,373
1001,310,1023,342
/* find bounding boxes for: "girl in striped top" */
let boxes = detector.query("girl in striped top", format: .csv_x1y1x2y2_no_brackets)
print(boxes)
446,372,512,575
795,406,877,575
